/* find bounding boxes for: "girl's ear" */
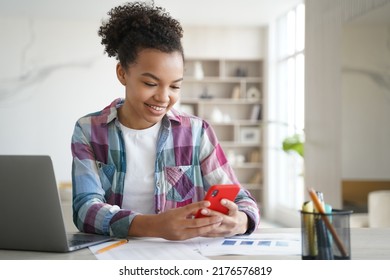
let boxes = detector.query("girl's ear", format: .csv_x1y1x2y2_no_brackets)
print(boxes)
116,63,127,86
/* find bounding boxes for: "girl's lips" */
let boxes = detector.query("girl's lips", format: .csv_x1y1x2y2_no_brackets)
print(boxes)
145,103,168,115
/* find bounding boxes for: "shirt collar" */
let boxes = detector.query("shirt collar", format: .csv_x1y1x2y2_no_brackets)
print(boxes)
105,98,124,125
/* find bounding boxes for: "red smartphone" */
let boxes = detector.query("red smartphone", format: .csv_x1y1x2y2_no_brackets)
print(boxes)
195,184,240,218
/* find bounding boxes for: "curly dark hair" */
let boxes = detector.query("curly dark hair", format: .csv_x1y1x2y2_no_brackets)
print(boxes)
98,1,184,68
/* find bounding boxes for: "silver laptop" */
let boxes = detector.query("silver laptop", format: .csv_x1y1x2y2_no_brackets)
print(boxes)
0,155,113,252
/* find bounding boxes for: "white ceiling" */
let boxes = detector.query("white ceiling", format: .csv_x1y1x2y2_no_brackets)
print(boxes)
0,0,302,26
1,0,389,26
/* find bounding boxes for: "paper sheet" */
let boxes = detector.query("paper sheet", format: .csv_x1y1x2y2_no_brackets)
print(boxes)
90,238,207,260
89,233,301,260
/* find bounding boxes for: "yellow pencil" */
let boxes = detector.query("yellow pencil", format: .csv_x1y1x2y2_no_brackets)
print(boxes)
96,239,128,254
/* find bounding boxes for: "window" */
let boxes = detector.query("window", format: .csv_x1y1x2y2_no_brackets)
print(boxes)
266,3,305,226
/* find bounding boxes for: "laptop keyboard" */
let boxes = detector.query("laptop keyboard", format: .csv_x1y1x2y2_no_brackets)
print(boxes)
68,237,92,246
67,234,103,246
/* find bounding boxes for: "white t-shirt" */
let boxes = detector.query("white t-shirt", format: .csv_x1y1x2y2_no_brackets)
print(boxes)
119,121,161,214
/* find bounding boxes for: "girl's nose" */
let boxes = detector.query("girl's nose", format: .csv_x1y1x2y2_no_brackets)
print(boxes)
154,87,170,103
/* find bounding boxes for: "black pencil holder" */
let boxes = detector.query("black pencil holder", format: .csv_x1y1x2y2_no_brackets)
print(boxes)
301,209,353,260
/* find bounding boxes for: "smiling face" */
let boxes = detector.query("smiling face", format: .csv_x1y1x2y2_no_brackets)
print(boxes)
116,48,184,130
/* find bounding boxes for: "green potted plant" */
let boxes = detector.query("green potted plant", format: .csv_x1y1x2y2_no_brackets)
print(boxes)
282,133,304,158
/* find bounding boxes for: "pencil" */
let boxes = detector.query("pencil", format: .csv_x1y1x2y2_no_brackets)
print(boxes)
302,201,317,256
308,189,348,257
96,239,128,254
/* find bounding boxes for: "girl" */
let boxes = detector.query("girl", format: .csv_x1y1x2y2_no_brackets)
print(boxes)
71,1,260,240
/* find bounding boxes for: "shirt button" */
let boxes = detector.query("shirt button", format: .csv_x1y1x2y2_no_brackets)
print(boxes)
109,205,120,213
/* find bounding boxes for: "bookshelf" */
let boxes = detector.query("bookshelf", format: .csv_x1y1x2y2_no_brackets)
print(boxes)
180,58,263,203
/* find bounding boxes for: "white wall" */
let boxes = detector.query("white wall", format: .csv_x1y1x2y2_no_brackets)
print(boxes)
0,16,122,183
183,26,266,59
305,0,390,208
342,25,390,179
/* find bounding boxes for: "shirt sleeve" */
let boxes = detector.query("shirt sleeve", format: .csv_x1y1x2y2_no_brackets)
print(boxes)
199,121,261,234
71,120,136,238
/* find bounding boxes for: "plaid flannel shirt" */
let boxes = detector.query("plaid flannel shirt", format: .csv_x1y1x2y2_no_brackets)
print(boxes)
71,98,260,238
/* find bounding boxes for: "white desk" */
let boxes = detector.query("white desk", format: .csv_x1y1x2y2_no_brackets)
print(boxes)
1,228,389,260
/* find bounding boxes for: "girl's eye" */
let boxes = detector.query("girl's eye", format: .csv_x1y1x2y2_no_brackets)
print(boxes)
144,82,157,87
171,85,181,90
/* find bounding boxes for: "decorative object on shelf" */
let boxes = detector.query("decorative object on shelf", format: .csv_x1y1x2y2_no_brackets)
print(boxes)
210,107,224,123
250,104,262,121
249,172,262,184
226,150,236,165
235,67,248,77
240,127,261,143
226,150,245,165
179,104,195,115
235,154,245,164
247,86,261,100
231,85,241,99
248,149,261,163
199,86,213,99
193,61,204,80
223,114,231,123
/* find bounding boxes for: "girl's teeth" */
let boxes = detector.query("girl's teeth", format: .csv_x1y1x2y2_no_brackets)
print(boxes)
149,105,163,111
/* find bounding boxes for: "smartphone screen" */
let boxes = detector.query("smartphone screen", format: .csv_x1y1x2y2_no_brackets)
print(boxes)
195,184,240,218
